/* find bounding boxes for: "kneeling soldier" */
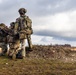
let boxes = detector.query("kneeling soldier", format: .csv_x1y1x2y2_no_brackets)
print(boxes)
7,22,21,60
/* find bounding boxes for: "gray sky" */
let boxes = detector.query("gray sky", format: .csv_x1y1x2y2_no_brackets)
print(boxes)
0,0,76,46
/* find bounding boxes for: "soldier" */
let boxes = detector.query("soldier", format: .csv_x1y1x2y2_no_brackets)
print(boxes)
0,23,8,55
15,8,33,59
7,22,21,60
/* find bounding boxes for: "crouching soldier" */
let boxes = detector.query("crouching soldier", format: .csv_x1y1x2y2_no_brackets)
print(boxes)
0,23,8,56
7,22,21,60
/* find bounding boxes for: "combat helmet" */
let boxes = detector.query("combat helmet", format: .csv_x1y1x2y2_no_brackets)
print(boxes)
10,22,15,26
18,8,27,14
10,22,15,29
0,23,6,29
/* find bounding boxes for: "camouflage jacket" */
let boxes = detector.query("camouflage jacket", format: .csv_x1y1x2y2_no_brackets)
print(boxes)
15,15,33,35
0,23,8,42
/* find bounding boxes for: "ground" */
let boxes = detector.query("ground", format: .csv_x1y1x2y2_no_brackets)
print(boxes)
0,45,76,75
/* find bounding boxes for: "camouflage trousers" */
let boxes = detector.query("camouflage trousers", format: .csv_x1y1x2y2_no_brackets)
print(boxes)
7,38,27,59
7,40,21,59
20,39,26,58
27,35,32,49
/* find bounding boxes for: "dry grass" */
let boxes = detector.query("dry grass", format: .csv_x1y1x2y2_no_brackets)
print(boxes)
0,57,76,75
0,45,76,75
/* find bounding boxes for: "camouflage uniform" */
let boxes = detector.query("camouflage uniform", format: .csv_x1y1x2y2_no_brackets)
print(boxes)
0,42,7,55
15,8,33,58
0,23,7,55
7,22,20,59
26,16,33,50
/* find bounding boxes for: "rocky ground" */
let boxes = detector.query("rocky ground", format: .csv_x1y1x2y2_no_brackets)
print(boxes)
27,45,76,62
0,45,76,75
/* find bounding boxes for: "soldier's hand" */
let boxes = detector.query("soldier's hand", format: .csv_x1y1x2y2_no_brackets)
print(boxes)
26,29,32,35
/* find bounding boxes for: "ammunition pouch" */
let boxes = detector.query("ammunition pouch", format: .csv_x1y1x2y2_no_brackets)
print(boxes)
13,30,18,35
26,29,33,35
7,35,15,43
19,30,26,40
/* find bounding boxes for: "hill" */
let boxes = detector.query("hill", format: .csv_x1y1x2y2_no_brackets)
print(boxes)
0,45,76,75
27,45,76,62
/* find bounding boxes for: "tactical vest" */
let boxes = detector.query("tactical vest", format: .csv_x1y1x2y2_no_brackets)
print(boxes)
15,16,33,39
15,16,32,32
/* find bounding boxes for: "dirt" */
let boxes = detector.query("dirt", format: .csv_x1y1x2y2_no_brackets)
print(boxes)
0,44,76,75
26,45,76,62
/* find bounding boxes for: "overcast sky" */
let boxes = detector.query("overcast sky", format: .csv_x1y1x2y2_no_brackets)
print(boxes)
0,0,76,46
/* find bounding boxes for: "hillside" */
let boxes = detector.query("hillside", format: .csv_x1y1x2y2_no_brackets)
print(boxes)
0,45,76,75
27,45,76,62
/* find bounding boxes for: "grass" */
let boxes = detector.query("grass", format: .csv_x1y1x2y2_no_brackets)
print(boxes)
0,56,76,75
0,45,76,75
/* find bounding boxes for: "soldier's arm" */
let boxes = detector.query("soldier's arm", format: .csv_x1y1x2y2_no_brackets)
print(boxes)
26,16,33,34
14,18,20,33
